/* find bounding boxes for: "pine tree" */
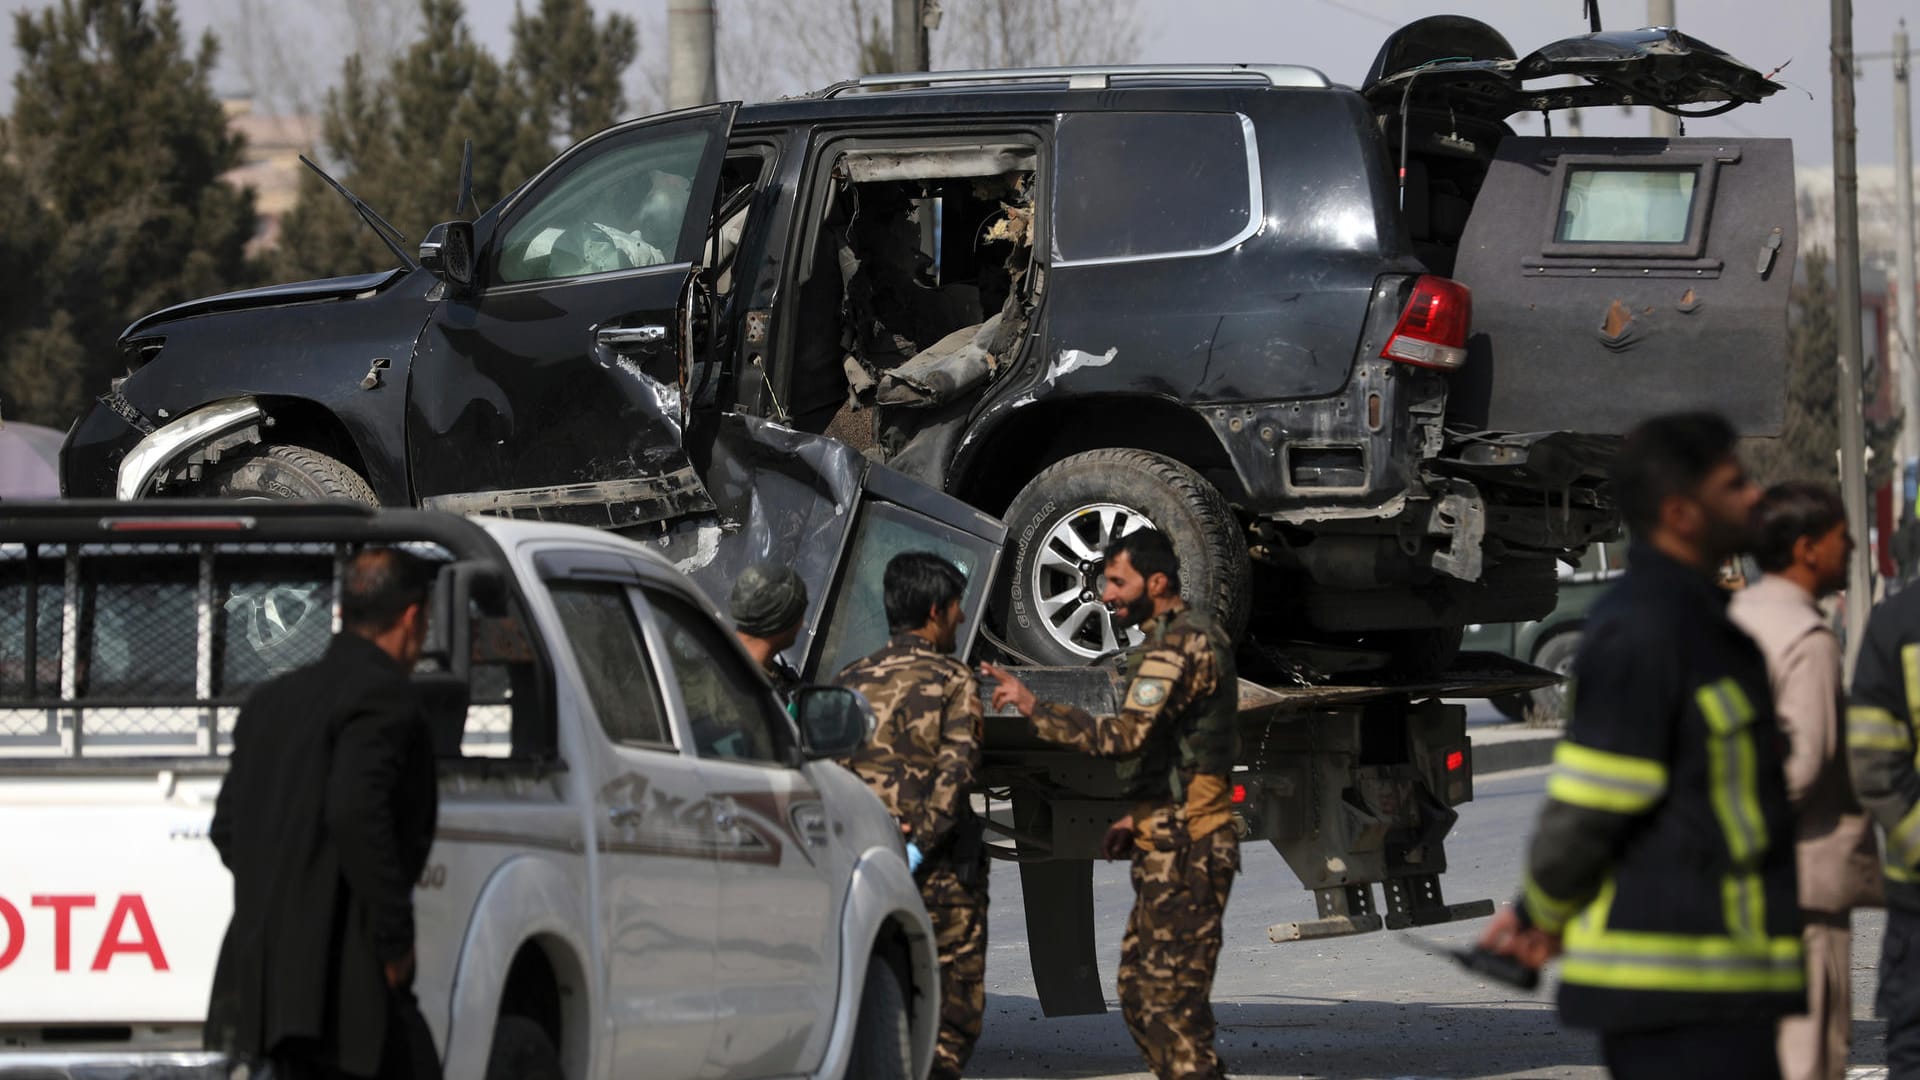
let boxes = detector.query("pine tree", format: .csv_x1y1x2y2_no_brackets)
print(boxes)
511,0,638,147
0,0,257,427
276,0,642,282
1745,247,1902,488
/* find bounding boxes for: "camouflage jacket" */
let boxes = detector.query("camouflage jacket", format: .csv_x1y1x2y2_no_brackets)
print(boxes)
1030,602,1237,800
835,633,984,851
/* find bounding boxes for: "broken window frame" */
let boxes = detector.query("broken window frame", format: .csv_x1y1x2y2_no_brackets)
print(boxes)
770,123,1053,424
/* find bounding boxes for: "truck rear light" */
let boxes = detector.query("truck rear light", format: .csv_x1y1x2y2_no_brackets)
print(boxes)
1381,275,1471,371
1446,749,1465,772
1231,783,1247,804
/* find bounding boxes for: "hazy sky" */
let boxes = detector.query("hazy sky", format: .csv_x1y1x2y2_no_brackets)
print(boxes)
0,0,1909,168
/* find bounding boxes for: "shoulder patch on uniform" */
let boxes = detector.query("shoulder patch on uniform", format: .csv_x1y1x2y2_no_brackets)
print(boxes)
1129,677,1171,708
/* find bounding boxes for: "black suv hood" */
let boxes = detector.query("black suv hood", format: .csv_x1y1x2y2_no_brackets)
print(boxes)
1364,17,1778,120
120,268,408,344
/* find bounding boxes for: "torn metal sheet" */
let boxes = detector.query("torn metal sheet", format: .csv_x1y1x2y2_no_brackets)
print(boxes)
422,467,714,527
842,145,1038,183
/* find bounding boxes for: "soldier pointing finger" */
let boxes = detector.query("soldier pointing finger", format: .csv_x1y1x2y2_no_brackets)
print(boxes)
982,527,1239,1080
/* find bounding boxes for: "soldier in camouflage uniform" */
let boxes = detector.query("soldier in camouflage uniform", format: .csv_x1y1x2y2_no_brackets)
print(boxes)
835,551,987,1080
729,562,808,705
983,529,1239,1080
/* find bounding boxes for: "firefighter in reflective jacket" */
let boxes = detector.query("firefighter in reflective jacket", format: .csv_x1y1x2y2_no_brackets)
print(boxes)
1481,414,1804,1079
1848,590,1920,1074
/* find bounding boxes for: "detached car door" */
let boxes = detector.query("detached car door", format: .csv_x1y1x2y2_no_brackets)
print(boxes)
409,104,739,526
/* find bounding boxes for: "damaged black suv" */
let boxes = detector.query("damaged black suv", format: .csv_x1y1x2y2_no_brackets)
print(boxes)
64,16,1794,668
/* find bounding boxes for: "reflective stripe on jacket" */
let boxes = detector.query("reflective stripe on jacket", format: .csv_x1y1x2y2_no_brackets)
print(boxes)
1520,545,1804,1032
1848,588,1920,901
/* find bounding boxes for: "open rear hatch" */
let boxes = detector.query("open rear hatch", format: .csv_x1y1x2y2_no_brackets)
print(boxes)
1366,17,1792,439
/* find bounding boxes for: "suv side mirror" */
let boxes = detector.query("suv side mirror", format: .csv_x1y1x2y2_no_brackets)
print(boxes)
793,686,875,760
420,220,475,289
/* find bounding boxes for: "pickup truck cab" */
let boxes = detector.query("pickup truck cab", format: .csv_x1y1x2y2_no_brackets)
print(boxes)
0,500,952,1080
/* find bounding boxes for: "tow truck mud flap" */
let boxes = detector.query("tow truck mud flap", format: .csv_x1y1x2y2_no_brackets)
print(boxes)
1447,136,1795,435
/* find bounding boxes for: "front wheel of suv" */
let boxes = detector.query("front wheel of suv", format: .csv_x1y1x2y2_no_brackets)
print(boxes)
996,449,1251,665
196,444,377,504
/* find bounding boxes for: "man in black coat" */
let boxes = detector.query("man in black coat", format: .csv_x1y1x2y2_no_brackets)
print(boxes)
207,547,441,1079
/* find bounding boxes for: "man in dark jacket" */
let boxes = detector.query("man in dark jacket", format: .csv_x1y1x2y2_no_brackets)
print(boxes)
207,547,441,1079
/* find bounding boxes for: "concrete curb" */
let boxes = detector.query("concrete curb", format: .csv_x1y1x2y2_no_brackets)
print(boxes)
1470,728,1560,775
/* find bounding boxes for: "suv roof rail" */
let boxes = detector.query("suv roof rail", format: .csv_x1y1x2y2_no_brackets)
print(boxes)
816,63,1330,98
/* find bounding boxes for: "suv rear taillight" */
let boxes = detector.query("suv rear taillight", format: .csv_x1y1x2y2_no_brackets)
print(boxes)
1381,275,1471,371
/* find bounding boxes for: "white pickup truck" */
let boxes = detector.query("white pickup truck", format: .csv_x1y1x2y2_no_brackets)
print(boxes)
0,498,979,1080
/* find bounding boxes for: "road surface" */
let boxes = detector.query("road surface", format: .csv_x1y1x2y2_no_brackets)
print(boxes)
969,767,1891,1079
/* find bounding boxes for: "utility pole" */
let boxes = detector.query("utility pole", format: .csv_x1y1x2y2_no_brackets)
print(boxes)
1896,21,1918,545
1649,0,1680,137
1834,0,1874,671
892,0,928,74
667,2,718,110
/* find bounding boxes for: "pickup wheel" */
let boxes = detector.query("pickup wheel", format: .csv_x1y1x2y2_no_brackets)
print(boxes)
198,444,377,504
997,449,1250,664
846,950,912,1080
1526,627,1583,720
485,1014,562,1080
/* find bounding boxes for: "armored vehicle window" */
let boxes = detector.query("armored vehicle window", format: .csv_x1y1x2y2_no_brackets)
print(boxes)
496,129,713,284
645,589,788,765
548,582,673,748
1053,112,1257,264
1556,167,1697,244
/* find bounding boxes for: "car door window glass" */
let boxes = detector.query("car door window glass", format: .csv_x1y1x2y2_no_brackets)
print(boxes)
645,589,786,764
497,129,713,284
1054,112,1256,264
810,501,997,681
547,582,672,748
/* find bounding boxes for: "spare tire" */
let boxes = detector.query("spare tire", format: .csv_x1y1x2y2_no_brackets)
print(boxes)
197,444,377,504
997,449,1250,665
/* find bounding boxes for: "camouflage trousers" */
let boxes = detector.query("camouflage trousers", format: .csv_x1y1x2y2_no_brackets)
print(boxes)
922,859,989,1080
1118,807,1240,1080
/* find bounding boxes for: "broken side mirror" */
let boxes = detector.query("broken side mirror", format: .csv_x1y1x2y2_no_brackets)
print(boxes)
793,685,875,760
420,220,475,290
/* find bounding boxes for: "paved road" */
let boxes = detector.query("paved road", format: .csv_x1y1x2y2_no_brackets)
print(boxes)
968,767,1892,1079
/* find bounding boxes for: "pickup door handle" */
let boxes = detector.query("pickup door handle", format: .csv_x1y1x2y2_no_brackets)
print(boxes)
712,812,736,830
607,806,642,827
596,325,668,352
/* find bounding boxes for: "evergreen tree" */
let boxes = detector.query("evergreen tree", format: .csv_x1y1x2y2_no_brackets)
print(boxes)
511,0,638,146
276,0,641,281
1745,247,1902,488
0,0,256,427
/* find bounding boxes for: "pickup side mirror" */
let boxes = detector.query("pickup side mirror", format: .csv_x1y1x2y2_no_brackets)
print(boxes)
420,220,475,290
793,685,875,760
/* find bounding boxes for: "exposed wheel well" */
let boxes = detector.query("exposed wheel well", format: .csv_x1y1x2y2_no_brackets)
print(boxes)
876,913,930,1043
954,396,1243,516
253,398,375,494
496,936,588,1079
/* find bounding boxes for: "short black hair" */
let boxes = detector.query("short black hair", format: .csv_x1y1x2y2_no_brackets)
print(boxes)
341,547,433,634
1106,529,1181,594
1752,481,1847,573
1615,412,1741,539
883,551,967,633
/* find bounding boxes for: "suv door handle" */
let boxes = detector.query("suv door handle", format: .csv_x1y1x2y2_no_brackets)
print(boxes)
596,325,668,352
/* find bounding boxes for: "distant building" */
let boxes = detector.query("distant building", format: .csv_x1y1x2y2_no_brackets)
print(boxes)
220,99,316,256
